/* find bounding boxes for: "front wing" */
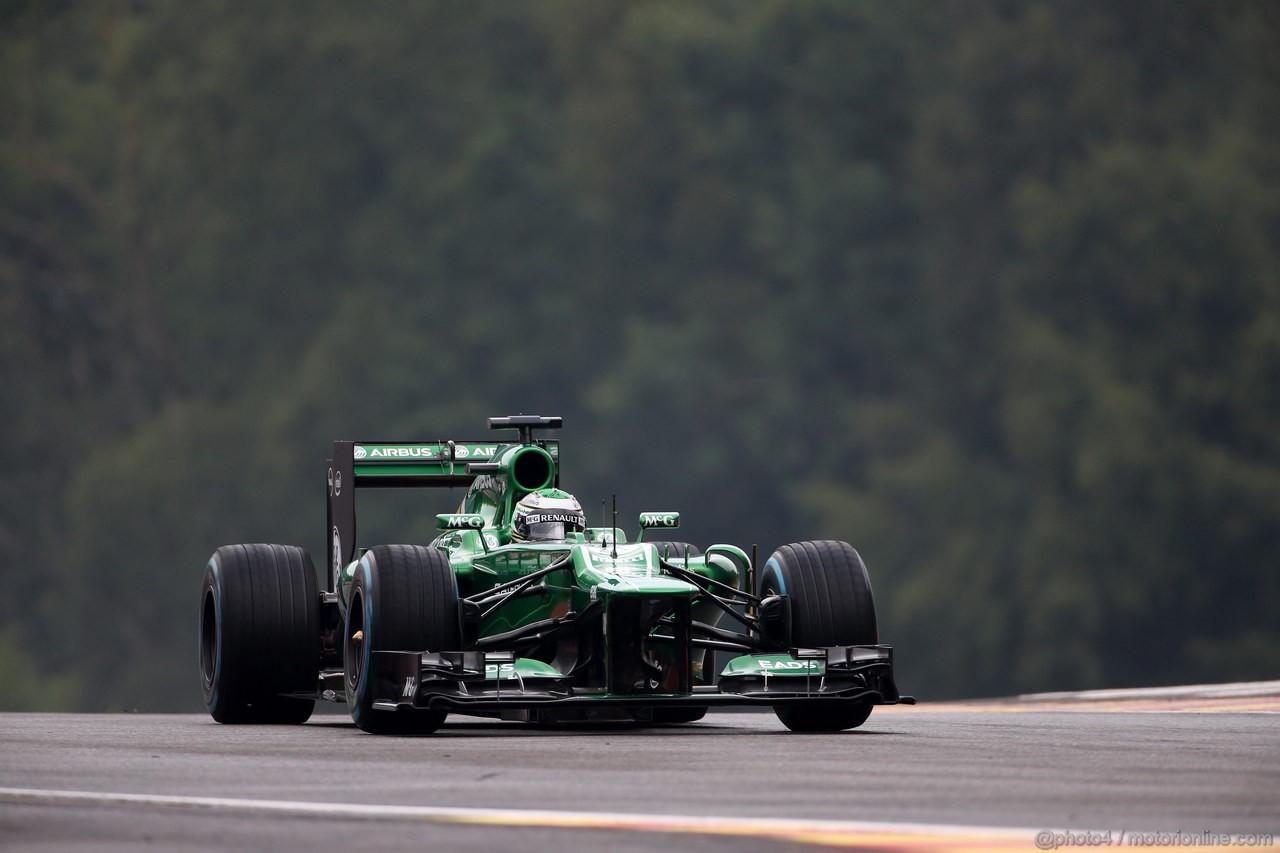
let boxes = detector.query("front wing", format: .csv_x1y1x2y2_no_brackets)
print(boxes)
367,645,915,718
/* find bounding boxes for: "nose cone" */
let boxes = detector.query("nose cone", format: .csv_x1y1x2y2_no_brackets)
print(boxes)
573,543,701,596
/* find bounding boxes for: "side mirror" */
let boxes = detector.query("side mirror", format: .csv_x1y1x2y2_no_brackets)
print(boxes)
436,513,485,531
638,512,680,530
637,512,680,543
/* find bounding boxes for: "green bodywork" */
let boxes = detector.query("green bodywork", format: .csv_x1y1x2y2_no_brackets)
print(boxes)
335,434,750,695
202,415,906,731
338,535,744,686
319,419,909,723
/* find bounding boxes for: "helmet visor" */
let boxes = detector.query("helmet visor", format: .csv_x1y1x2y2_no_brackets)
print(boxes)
522,512,585,541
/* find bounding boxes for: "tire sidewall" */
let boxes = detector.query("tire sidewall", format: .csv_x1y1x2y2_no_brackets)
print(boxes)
760,541,876,647
758,557,786,597
199,543,318,724
343,546,455,735
345,555,377,726
200,556,227,713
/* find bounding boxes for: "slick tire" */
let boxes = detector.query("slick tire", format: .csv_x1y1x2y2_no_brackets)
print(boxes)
650,706,708,724
647,541,702,561
774,700,873,732
759,540,877,732
345,544,460,735
200,544,319,724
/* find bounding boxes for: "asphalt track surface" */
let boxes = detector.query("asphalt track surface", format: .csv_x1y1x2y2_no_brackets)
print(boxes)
2,689,1278,852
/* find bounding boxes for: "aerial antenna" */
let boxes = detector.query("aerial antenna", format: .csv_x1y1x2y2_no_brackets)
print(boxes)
600,500,607,550
750,543,758,618
611,493,618,559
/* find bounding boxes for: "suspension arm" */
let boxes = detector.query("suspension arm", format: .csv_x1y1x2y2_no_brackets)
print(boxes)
660,569,760,632
470,556,572,619
660,559,764,605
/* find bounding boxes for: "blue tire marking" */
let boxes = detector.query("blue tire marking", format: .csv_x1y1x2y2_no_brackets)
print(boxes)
764,557,786,594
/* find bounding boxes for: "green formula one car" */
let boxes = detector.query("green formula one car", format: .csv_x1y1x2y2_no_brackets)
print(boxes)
199,415,912,734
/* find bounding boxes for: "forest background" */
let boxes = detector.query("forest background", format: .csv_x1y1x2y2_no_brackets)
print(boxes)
2,1,1277,710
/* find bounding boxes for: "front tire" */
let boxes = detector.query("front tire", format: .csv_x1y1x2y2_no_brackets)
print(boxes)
650,706,708,724
759,540,877,732
775,700,873,732
345,544,460,735
200,544,319,724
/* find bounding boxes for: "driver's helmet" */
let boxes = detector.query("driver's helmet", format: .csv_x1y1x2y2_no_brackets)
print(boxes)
510,488,586,542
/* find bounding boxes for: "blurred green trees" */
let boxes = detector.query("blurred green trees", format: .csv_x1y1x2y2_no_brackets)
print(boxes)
1,1,1276,709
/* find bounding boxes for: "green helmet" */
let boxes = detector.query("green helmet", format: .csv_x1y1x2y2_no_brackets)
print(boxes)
510,488,586,542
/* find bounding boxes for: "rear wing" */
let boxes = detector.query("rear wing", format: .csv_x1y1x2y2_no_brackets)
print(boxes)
345,440,559,487
325,417,562,590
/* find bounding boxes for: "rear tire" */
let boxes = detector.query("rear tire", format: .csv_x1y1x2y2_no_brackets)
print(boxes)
759,540,877,732
200,544,319,724
345,544,460,735
648,541,701,561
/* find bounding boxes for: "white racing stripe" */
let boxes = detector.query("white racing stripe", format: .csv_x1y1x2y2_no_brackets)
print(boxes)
4,787,1276,851
0,786,1035,849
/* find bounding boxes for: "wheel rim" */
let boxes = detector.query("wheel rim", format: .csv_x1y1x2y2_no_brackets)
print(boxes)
345,589,365,691
200,588,217,689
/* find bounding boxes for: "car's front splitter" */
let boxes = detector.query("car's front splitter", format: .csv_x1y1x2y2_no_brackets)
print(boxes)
365,645,915,716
